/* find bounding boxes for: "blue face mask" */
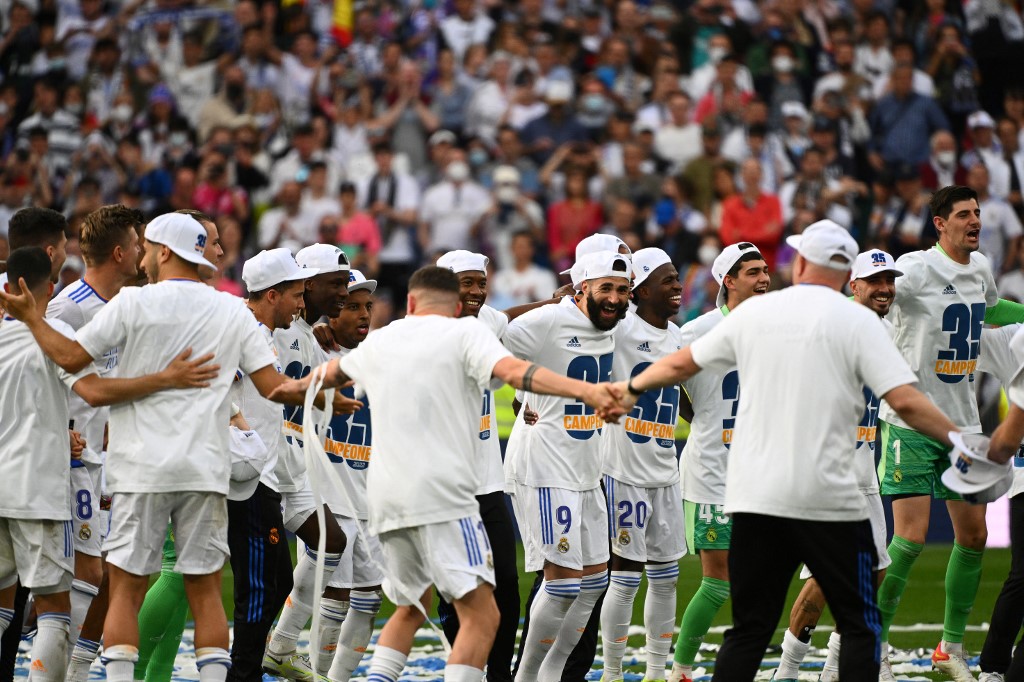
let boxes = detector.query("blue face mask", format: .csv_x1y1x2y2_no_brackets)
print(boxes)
469,149,488,167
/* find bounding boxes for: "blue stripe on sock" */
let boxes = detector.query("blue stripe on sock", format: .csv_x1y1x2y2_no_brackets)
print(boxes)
582,573,608,590
76,637,101,653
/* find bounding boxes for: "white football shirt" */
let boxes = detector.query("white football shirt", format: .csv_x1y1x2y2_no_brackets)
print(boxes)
853,318,894,494
979,323,1024,497
0,318,88,519
880,247,999,432
475,304,510,495
690,285,918,521
503,296,616,492
229,321,285,491
274,317,328,493
339,314,512,534
602,311,683,488
321,345,372,520
678,307,735,505
75,280,276,495
47,279,119,466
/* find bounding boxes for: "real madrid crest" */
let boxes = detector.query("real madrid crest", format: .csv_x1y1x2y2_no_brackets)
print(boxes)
486,553,494,570
269,528,280,545
705,528,718,543
78,523,91,541
893,469,903,483
618,529,631,546
557,537,570,553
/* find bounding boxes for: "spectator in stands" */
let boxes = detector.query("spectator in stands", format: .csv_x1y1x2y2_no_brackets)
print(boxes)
969,162,1023,275
999,117,1024,218
720,159,785,268
521,80,588,165
919,129,967,191
999,248,1024,302
653,91,703,172
868,62,949,169
335,181,381,277
439,0,496,63
547,166,603,271
491,230,559,307
962,110,1011,199
682,117,728,215
17,75,81,182
474,165,544,270
419,148,491,253
604,142,662,216
257,180,317,252
427,48,473,139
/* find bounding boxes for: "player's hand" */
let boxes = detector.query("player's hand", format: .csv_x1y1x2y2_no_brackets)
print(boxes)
268,376,311,404
553,283,576,299
957,432,992,460
0,278,39,322
584,382,626,423
331,388,363,415
523,404,539,425
313,322,340,352
69,430,86,459
161,347,220,389
610,380,638,416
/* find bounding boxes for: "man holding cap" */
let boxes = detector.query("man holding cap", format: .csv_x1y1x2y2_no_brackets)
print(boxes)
608,220,961,681
598,248,686,682
265,243,353,680
505,251,631,682
669,241,770,682
775,249,903,681
0,213,352,682
228,248,319,682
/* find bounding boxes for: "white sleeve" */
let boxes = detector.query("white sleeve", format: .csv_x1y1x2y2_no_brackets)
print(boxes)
47,296,85,331
339,343,368,385
75,292,131,361
49,320,95,389
688,312,739,372
979,324,1021,386
502,305,555,359
855,313,919,399
238,308,278,375
462,319,513,390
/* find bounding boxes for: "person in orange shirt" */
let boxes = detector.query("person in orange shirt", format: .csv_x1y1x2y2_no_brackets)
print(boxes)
719,159,784,269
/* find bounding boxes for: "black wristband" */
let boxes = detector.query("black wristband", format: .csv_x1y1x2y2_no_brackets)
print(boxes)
627,377,643,396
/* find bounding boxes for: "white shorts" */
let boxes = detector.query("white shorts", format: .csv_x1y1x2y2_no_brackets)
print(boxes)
799,490,891,579
103,492,229,576
0,518,75,594
70,464,103,558
510,483,609,572
378,515,494,604
282,485,317,533
302,516,384,589
604,477,687,563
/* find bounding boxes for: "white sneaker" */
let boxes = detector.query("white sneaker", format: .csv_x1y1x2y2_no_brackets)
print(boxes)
818,668,839,682
931,641,976,682
263,651,315,682
879,655,896,682
978,673,1005,682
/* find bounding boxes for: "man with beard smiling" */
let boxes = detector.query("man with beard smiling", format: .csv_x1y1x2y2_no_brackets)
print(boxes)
669,241,770,682
504,251,631,682
264,244,351,681
312,270,386,682
774,249,903,682
598,248,686,682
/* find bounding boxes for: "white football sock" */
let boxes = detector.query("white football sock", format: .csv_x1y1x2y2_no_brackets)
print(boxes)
644,563,679,680
365,645,407,682
316,598,349,674
268,547,341,655
66,637,101,682
29,612,71,682
196,647,231,682
513,578,580,682
444,663,484,682
776,629,810,679
537,572,608,682
822,630,841,676
600,571,641,680
101,643,139,682
328,590,382,682
69,579,99,652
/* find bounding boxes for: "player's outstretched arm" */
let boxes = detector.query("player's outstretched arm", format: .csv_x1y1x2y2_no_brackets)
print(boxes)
616,346,702,412
492,357,626,420
72,348,220,407
882,384,958,446
991,404,1024,464
255,360,363,414
0,277,94,372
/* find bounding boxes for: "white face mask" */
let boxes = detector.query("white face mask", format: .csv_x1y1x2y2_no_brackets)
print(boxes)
772,55,795,73
708,46,728,64
936,150,956,166
698,244,720,266
496,185,519,203
447,161,470,182
113,104,133,123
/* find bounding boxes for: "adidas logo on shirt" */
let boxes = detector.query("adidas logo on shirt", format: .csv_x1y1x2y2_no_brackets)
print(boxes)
637,341,652,352
942,284,957,295
566,336,581,348
290,340,300,350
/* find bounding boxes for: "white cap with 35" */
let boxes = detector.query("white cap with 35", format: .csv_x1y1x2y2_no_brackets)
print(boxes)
242,248,319,292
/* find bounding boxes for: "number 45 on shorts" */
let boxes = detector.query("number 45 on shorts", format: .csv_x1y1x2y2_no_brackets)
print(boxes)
685,501,732,553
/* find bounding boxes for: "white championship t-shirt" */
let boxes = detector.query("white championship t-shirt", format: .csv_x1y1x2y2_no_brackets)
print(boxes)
690,285,918,521
322,345,372,520
75,280,276,495
602,311,683,488
980,323,1024,497
339,314,512,535
274,317,328,494
853,317,894,494
0,317,88,519
503,296,616,492
229,321,285,491
475,304,510,495
48,279,119,466
678,306,735,505
880,247,999,433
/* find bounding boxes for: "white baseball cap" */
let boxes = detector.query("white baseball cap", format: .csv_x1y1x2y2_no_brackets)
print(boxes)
712,241,763,307
437,250,489,274
545,80,573,103
227,427,269,502
785,220,858,271
348,269,377,294
940,432,1011,498
493,165,521,185
781,100,810,121
967,110,996,129
578,251,632,283
145,213,216,270
428,129,457,146
632,247,674,287
850,249,903,283
295,243,351,275
560,234,631,277
243,248,319,292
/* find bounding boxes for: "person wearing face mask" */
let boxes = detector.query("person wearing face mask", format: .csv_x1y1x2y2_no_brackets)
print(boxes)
520,81,589,165
419,148,493,254
920,130,967,191
473,166,545,270
197,66,250,143
576,79,613,138
684,35,754,104
758,43,808,131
